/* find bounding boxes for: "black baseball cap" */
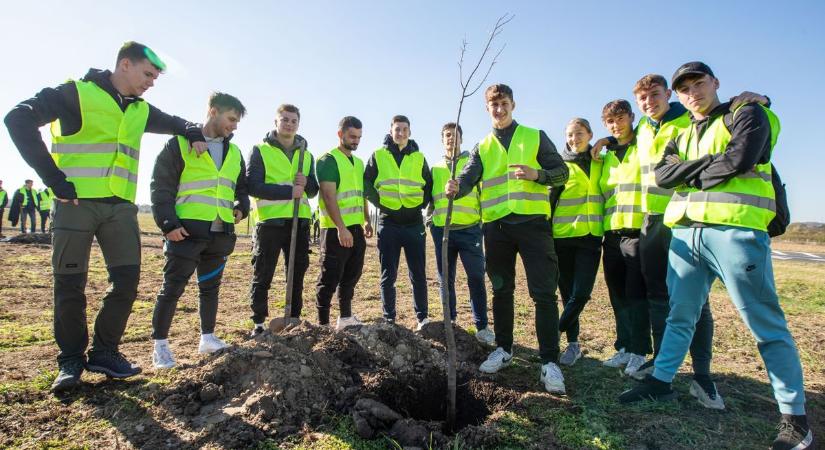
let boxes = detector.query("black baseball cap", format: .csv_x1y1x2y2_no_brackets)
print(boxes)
672,62,715,90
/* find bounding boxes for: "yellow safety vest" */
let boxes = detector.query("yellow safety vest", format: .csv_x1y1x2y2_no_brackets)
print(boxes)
38,188,54,211
478,125,550,223
373,149,425,210
174,136,241,222
253,143,313,220
553,160,604,238
600,142,643,231
635,111,691,214
430,154,481,227
50,80,149,202
319,147,365,228
18,187,40,209
664,105,780,231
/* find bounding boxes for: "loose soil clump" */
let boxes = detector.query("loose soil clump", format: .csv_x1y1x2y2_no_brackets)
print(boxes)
145,321,518,448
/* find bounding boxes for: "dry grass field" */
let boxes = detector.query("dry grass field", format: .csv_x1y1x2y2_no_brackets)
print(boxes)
0,215,822,449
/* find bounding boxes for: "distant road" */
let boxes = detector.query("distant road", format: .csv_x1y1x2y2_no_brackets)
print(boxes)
772,250,825,263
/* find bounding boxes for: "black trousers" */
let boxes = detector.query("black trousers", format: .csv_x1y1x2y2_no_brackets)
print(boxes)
315,225,366,325
39,209,51,232
555,235,602,343
151,233,237,339
249,221,310,323
484,218,560,364
640,214,713,375
602,231,652,356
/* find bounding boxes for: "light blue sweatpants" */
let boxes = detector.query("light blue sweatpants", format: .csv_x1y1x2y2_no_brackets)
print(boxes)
653,226,806,415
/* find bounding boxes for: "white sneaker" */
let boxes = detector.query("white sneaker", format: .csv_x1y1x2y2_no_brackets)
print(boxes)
198,333,229,354
623,354,646,376
475,328,496,346
559,342,582,366
479,347,512,374
603,348,631,368
250,323,265,338
152,341,176,369
336,315,363,331
416,318,430,331
540,362,566,394
689,379,726,410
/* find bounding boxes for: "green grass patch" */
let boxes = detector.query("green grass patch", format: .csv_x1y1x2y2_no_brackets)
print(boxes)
0,319,53,349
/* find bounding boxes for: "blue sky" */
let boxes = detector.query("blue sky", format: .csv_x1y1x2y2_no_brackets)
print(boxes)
2,0,823,221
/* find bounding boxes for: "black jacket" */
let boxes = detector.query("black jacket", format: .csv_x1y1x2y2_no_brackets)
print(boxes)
4,68,206,202
150,134,250,240
246,131,319,227
364,135,433,226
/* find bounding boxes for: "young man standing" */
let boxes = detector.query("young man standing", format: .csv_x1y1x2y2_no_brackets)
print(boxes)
38,187,54,233
149,92,249,368
620,62,812,450
247,104,318,335
594,100,650,376
12,180,38,233
446,84,569,394
4,41,207,392
315,116,373,330
429,122,494,345
364,115,432,329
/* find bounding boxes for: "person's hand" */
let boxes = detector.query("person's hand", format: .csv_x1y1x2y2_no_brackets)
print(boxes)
730,91,769,110
665,154,683,165
509,164,539,181
56,198,79,206
191,141,208,156
233,209,243,224
590,138,611,161
294,172,307,187
445,179,458,197
364,221,374,238
292,184,305,199
337,226,354,248
165,227,189,241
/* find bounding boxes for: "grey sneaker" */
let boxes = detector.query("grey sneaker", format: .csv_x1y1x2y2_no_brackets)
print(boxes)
603,348,630,368
415,318,431,331
152,342,176,369
51,360,84,392
623,354,646,377
479,347,512,374
475,328,496,346
689,379,725,410
630,358,655,381
559,343,582,366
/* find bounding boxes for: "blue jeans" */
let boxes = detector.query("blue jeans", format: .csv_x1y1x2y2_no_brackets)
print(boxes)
429,224,488,330
377,221,428,321
654,226,806,415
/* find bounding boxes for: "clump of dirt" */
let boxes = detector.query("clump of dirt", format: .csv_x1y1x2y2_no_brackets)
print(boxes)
139,321,518,448
2,233,51,245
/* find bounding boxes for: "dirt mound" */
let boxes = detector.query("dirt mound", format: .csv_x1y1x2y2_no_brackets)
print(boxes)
139,321,517,448
2,232,51,245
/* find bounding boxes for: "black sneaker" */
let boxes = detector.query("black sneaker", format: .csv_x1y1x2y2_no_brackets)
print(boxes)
772,415,813,450
618,375,678,404
86,350,142,379
51,360,84,392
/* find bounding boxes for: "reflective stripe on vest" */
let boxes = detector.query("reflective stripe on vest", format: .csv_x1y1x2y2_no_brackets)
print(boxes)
174,136,242,222
253,143,313,220
373,149,425,210
50,80,149,202
552,160,604,238
319,148,365,228
600,143,643,231
635,112,691,214
478,125,550,223
664,105,780,231
430,153,481,227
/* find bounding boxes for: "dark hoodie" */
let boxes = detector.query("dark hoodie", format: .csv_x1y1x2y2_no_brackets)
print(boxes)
246,131,319,227
150,132,249,239
363,135,433,226
4,68,205,202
